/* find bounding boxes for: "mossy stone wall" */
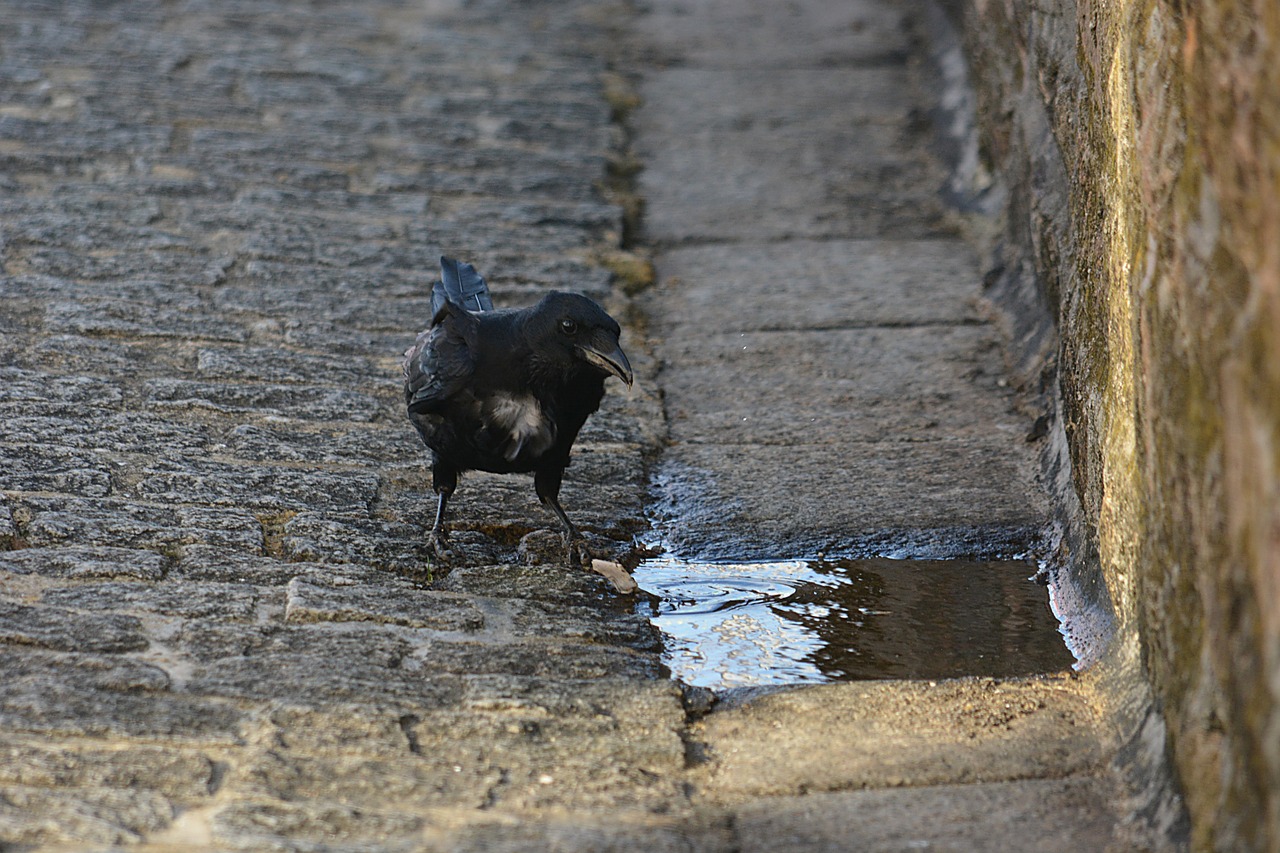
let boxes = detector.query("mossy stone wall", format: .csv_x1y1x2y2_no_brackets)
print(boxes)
945,0,1280,848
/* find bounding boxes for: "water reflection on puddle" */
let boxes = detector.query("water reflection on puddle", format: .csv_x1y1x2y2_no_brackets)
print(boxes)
633,557,1076,689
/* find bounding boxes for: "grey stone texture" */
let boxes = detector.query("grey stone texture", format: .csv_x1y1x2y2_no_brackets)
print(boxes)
0,0,1146,850
637,2,1048,561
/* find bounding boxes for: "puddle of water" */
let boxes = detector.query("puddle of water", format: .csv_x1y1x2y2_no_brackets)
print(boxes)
633,556,1076,689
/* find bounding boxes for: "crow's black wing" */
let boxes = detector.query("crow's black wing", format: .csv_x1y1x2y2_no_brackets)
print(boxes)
431,256,493,317
403,301,481,415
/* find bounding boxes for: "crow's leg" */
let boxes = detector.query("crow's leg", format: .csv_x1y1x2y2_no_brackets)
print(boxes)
535,466,585,566
430,464,457,560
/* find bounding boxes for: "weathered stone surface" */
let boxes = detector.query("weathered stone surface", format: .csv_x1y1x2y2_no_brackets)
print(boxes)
637,67,952,242
18,497,265,552
0,652,244,744
0,742,216,802
45,297,249,342
690,677,1106,801
195,346,390,387
209,801,425,852
176,620,473,704
0,785,175,848
0,546,170,581
135,458,378,513
0,414,211,454
0,0,1155,849
284,577,484,631
658,324,1025,445
654,441,1046,560
223,422,412,465
172,545,400,588
0,443,113,496
732,776,1122,852
654,240,985,332
415,816,736,853
635,0,911,68
498,597,659,652
0,367,125,413
0,601,149,653
953,0,1276,839
415,638,662,681
144,378,387,422
0,498,15,545
280,511,433,573
41,582,259,621
433,562,622,605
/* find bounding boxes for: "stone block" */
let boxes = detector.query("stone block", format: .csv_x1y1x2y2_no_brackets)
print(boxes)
280,512,432,573
144,378,386,422
497,598,658,652
172,545,402,588
433,562,626,605
690,677,1106,801
652,239,983,332
408,638,661,681
414,816,736,853
0,366,124,412
45,297,248,342
0,651,244,744
223,422,413,465
732,777,1122,853
135,458,378,513
0,601,149,653
178,622,465,705
0,414,210,454
28,335,191,379
657,325,1026,446
41,582,259,621
0,546,170,581
195,346,389,387
20,497,265,552
636,0,910,68
284,576,484,631
638,67,950,241
0,742,216,803
0,785,175,848
0,443,113,497
653,440,1046,560
210,801,424,852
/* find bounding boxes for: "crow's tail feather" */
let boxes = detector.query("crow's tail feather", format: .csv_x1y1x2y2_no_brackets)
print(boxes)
432,256,494,317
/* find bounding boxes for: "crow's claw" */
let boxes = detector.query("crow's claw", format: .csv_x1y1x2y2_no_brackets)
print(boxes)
430,528,454,562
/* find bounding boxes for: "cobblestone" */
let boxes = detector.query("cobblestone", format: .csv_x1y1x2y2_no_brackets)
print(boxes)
0,0,1133,849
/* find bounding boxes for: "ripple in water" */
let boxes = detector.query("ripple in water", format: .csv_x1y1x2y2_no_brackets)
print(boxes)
633,557,1075,689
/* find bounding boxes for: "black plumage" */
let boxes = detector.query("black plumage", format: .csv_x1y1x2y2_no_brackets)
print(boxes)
403,257,633,562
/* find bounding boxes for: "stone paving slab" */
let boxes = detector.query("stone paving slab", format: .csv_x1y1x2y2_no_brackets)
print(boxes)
656,239,987,331
732,775,1123,852
688,676,1106,801
635,0,913,68
659,324,1021,443
655,441,1046,559
638,67,952,242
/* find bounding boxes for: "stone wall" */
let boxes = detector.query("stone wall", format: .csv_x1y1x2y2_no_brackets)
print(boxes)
944,0,1280,848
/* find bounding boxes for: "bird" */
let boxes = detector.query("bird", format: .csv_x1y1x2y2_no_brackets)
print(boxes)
403,257,633,564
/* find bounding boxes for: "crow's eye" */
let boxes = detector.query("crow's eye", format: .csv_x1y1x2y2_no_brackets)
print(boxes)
559,318,578,336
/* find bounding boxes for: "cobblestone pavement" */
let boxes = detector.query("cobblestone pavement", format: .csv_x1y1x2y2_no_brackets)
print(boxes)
1,0,1143,850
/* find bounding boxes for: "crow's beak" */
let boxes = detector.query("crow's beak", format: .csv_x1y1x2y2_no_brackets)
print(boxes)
577,337,634,386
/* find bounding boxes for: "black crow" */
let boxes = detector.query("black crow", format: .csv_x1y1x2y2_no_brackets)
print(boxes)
403,257,633,563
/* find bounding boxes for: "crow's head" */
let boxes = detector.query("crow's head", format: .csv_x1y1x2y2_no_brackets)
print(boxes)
525,291,633,387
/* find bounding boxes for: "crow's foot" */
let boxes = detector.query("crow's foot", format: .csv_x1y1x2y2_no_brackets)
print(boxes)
565,531,590,569
429,528,454,562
